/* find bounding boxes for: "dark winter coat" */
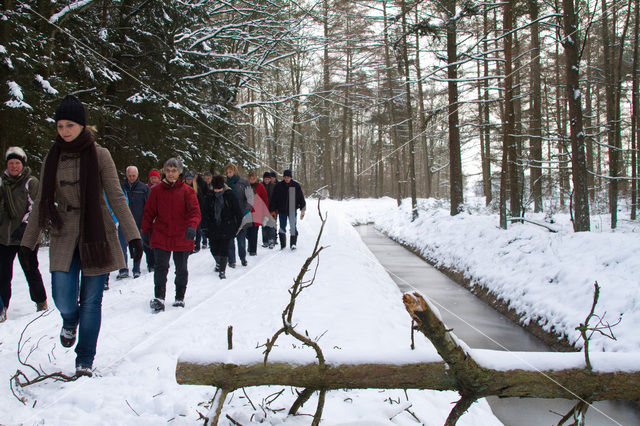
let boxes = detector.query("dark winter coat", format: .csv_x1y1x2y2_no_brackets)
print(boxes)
141,179,201,252
269,179,306,215
22,147,139,275
121,178,149,229
201,188,242,240
226,174,253,213
0,168,38,246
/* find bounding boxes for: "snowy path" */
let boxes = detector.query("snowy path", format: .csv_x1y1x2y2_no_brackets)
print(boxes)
0,200,502,425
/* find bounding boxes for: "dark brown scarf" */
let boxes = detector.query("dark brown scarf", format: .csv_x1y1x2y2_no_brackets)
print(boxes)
2,168,31,219
39,128,111,269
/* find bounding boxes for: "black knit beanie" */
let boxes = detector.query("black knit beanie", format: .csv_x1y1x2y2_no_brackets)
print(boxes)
55,95,86,126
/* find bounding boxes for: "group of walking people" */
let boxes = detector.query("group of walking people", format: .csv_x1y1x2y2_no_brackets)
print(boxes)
0,94,306,377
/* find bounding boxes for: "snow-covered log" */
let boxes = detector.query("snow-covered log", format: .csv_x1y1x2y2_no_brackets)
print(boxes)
176,292,640,402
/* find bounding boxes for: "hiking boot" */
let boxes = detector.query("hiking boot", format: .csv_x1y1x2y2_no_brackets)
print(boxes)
228,262,236,269
219,270,226,279
249,252,257,256
116,271,129,280
36,301,48,311
172,300,185,308
149,298,165,313
133,271,141,279
290,235,297,251
0,307,6,323
75,365,93,377
241,259,248,266
60,327,77,348
268,240,275,249
261,242,268,248
279,233,286,250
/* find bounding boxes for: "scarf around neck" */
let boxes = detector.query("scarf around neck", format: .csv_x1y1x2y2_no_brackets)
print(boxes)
39,128,112,269
2,168,31,219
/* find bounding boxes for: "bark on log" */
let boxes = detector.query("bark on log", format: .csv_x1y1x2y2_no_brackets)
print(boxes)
176,360,640,401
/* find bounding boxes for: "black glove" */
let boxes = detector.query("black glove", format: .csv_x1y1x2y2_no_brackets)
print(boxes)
141,233,150,247
129,239,143,263
11,222,27,242
185,226,196,241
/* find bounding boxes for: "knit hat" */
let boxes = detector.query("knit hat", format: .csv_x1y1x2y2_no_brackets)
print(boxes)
283,169,292,178
54,95,86,126
270,171,276,178
149,170,161,179
6,146,26,166
213,175,225,189
184,170,195,179
263,171,271,179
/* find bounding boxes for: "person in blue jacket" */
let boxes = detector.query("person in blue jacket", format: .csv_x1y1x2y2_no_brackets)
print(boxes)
120,166,150,278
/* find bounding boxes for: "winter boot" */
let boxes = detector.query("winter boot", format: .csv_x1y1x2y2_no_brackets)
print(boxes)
149,298,165,313
279,233,287,250
290,235,297,250
219,256,227,279
214,256,222,272
75,365,93,377
60,326,77,347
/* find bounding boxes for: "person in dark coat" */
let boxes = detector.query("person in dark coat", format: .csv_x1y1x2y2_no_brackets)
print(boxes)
224,163,253,267
200,172,213,249
21,95,143,377
119,165,150,278
261,171,277,249
0,147,47,321
141,158,200,313
269,169,306,250
201,175,242,279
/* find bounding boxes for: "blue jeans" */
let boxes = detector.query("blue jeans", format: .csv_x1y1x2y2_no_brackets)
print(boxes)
228,228,247,264
278,212,298,236
51,250,107,368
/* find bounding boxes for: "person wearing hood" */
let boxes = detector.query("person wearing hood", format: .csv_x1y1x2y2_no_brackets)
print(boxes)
0,147,47,322
141,158,200,313
201,175,242,279
20,95,143,377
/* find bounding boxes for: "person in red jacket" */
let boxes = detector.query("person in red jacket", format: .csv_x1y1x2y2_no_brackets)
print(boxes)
141,158,200,313
246,171,269,256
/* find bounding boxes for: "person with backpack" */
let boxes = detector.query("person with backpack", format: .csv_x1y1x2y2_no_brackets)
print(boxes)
0,147,47,321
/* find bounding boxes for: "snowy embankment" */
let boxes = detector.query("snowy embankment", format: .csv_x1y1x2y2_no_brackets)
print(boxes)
339,197,640,353
0,199,502,425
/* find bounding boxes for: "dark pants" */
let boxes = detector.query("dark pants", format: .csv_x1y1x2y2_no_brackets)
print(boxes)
246,225,259,254
228,228,247,264
144,244,154,271
195,224,203,250
118,226,141,274
0,243,46,309
51,249,106,368
153,248,189,301
210,238,230,257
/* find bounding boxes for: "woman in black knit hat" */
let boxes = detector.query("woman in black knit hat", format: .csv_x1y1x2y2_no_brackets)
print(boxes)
201,175,242,279
21,95,143,377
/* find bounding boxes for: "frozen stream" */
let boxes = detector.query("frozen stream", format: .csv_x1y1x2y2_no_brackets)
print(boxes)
356,225,640,426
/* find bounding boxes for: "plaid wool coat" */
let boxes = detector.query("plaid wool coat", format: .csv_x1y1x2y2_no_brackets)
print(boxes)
21,145,140,276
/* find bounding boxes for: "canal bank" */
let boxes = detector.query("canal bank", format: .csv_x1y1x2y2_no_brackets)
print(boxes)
356,225,640,426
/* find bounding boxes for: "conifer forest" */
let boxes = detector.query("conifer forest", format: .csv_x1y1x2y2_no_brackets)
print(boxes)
1,0,639,231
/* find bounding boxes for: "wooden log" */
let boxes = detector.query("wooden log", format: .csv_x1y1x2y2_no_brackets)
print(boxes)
176,359,640,401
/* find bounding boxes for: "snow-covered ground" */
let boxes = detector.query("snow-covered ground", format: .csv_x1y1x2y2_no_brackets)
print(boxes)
0,197,637,425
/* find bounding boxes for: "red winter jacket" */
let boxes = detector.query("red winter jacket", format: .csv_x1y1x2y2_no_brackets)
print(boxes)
141,179,201,252
250,182,269,226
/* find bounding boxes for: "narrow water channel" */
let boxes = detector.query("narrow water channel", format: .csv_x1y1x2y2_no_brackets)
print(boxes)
356,225,640,426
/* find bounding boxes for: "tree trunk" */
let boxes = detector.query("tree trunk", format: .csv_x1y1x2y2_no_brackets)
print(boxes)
601,0,619,228
321,1,333,197
501,0,515,226
633,0,640,220
400,0,418,220
529,0,543,212
447,0,463,215
562,0,590,231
